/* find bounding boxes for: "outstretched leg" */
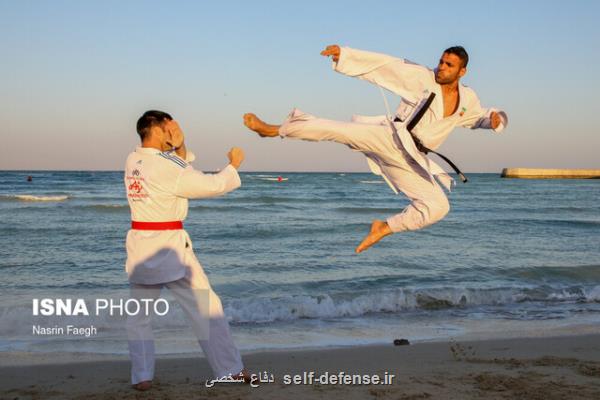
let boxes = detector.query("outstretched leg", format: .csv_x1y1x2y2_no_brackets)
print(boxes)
243,113,280,137
244,108,393,156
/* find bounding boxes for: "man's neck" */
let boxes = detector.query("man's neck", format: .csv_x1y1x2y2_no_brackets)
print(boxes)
440,81,459,95
439,80,461,118
141,139,165,151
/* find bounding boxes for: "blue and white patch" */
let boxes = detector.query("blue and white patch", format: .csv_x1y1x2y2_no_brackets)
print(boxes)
158,152,187,168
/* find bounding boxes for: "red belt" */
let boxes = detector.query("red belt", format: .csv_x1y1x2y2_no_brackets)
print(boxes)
131,221,183,230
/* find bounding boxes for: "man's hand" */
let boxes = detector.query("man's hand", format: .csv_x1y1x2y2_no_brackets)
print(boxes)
320,44,341,62
227,147,244,170
490,112,502,130
165,120,185,149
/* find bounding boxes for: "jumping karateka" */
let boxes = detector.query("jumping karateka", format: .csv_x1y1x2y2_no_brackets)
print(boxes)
243,44,508,253
125,110,248,391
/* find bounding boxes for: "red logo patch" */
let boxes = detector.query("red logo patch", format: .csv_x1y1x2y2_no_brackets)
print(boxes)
127,170,148,200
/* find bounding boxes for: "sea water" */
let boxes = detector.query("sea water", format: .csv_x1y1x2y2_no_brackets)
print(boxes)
0,171,599,354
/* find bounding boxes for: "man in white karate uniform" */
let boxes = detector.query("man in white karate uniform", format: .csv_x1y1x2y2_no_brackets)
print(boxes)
124,110,247,391
244,44,508,253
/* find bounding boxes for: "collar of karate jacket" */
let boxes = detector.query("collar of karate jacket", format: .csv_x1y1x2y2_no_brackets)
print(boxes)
430,82,470,121
136,146,162,155
135,146,196,163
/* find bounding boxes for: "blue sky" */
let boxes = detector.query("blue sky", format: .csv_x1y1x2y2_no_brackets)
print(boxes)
1,0,599,171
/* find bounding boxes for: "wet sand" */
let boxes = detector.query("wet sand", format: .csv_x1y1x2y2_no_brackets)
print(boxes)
1,334,600,399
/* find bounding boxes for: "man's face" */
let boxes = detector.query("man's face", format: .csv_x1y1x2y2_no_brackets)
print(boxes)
435,53,466,84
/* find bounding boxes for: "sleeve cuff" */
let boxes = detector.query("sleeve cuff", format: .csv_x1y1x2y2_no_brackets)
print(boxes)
185,150,196,163
332,46,350,73
223,164,242,189
493,110,508,133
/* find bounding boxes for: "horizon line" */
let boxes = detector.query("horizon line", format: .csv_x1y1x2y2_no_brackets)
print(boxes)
0,169,503,174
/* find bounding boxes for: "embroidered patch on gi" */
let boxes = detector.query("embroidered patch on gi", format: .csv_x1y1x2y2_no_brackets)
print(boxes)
126,168,149,201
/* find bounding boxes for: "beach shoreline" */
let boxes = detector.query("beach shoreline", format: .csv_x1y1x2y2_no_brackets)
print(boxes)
2,332,599,399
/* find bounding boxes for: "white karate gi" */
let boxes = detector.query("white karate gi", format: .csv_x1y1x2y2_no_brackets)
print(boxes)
279,47,508,232
124,146,243,384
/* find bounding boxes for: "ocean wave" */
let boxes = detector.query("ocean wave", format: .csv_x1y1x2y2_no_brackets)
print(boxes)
207,222,365,240
233,196,330,204
505,265,600,283
223,285,600,324
0,194,70,202
334,206,401,214
586,286,600,301
484,218,600,229
0,285,597,334
73,204,128,212
360,180,385,184
188,204,270,212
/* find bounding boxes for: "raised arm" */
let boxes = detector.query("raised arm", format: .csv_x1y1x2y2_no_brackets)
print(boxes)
461,96,508,132
174,148,244,199
321,44,434,103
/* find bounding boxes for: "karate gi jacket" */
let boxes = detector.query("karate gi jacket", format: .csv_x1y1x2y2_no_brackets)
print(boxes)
124,147,241,284
334,47,508,191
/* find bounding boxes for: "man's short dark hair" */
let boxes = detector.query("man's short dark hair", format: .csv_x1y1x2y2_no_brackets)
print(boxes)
444,46,469,68
136,110,173,141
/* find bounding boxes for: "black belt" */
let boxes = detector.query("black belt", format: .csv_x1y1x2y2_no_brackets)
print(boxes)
395,92,468,183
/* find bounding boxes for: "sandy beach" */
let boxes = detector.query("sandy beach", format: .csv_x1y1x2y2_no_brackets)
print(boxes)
1,333,599,399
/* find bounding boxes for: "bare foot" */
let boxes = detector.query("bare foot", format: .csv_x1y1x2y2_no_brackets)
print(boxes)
132,380,152,391
230,368,252,384
243,113,280,137
355,220,393,253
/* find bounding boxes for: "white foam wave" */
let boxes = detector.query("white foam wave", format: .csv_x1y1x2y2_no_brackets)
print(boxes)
584,286,600,301
224,286,600,324
0,286,597,334
360,180,384,184
6,194,70,202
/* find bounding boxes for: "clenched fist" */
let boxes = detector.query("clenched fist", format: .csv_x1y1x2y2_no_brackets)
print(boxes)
320,44,341,62
490,112,502,130
228,147,244,169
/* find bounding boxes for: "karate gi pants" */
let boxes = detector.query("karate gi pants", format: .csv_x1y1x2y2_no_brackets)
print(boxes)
279,109,450,232
126,253,243,384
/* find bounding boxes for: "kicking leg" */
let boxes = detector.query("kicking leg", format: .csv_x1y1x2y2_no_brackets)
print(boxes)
244,109,392,154
243,113,280,137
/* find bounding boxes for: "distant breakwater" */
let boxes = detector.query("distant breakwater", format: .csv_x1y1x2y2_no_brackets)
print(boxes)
501,168,600,179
